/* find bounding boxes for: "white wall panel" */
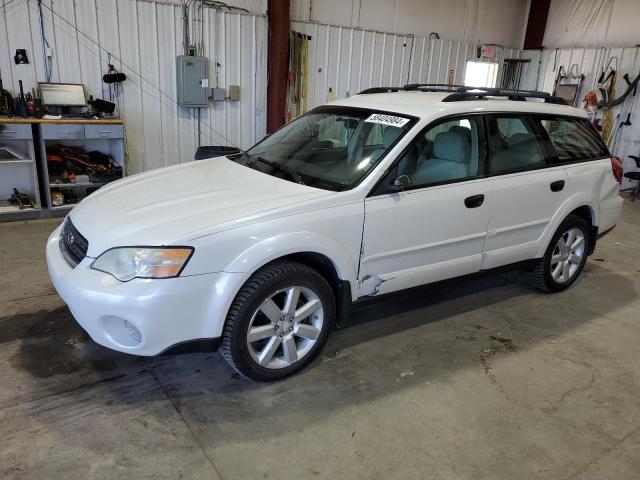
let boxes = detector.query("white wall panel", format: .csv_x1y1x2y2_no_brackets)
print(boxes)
291,20,418,110
544,0,640,48
291,0,529,49
407,37,521,86
0,0,267,173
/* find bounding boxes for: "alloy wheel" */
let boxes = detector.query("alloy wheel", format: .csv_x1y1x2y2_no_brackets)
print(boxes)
550,227,585,283
246,286,324,369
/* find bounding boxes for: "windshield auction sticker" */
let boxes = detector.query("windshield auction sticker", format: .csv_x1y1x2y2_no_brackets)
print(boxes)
365,113,410,128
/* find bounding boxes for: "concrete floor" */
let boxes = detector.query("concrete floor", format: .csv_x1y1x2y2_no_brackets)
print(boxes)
1,198,639,480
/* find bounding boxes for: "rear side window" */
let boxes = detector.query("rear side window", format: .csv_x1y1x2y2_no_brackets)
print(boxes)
540,117,609,162
487,115,549,174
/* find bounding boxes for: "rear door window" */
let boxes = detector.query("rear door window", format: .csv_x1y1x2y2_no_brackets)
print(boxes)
539,117,609,162
487,115,549,174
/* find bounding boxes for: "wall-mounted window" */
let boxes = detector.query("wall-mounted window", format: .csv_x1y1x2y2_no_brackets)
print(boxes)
464,61,499,88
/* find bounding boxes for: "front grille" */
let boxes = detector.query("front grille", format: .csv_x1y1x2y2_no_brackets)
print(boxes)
59,219,89,267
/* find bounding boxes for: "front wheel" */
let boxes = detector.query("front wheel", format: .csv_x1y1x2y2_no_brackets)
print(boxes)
533,214,591,292
221,262,335,381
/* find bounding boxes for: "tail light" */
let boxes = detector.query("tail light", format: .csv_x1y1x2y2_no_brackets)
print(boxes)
611,156,623,183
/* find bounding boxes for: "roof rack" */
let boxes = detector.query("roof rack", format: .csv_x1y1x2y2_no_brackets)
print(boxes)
359,84,464,94
442,86,567,104
357,84,568,105
357,87,402,94
404,83,467,91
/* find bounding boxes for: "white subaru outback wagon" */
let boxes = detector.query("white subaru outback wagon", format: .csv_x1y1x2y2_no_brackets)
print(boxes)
47,85,623,381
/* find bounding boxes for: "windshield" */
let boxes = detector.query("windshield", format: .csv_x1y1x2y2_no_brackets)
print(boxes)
232,106,416,191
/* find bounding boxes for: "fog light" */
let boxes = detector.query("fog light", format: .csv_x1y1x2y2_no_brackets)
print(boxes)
124,320,142,344
102,316,143,348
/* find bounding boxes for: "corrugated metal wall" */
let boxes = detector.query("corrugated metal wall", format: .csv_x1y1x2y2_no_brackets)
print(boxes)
521,47,640,189
290,20,522,110
407,37,522,86
0,0,267,173
289,21,415,111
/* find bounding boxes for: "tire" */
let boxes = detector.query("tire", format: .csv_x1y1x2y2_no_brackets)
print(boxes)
221,261,335,381
533,214,591,292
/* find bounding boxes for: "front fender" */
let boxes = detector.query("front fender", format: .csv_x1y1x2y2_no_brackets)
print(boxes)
202,232,360,338
226,231,359,292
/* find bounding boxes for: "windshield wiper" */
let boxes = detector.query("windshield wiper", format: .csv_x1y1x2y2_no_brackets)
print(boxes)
254,156,305,185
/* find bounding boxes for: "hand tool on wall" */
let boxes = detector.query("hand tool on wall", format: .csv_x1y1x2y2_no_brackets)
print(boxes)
597,57,617,104
598,71,640,110
605,48,640,153
597,57,617,143
30,87,42,116
26,90,36,116
0,77,12,115
609,72,638,153
553,65,565,97
14,80,28,117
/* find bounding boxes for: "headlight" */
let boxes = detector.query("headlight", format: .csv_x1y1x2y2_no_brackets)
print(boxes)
91,247,194,282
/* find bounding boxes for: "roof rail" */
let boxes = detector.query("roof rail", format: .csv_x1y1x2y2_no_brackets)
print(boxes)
404,83,466,91
358,87,402,94
442,87,568,105
359,84,462,94
357,84,568,105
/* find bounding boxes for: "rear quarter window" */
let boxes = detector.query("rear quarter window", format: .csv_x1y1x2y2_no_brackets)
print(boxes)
539,117,609,163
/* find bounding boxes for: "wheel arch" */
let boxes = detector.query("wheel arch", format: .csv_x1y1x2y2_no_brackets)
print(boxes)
567,205,598,255
206,233,359,338
536,195,599,259
569,204,595,226
262,252,353,327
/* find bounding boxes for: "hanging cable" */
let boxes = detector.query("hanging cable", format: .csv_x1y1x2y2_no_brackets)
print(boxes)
182,1,189,55
201,1,248,13
197,108,201,146
37,0,53,82
0,0,21,10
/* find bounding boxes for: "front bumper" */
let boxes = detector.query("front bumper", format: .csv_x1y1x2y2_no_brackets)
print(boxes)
46,224,229,356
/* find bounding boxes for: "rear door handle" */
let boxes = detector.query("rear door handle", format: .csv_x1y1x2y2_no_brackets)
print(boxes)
550,180,565,192
464,194,485,208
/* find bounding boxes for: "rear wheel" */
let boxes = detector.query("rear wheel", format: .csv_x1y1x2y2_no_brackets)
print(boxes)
221,262,335,381
533,214,590,292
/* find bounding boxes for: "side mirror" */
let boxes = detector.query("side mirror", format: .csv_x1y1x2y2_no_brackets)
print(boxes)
392,174,411,190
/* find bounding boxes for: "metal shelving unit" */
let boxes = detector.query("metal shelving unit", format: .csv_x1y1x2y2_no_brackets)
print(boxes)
38,122,125,212
0,123,42,219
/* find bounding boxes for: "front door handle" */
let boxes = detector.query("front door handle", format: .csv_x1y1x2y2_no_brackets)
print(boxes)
550,180,565,192
464,194,485,208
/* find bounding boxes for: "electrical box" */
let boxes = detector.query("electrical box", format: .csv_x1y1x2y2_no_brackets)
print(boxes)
211,87,226,101
228,85,240,101
176,56,208,108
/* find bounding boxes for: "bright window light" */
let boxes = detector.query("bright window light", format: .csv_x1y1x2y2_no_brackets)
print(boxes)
464,61,499,88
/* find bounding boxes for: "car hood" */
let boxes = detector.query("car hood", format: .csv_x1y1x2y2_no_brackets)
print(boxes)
69,157,332,257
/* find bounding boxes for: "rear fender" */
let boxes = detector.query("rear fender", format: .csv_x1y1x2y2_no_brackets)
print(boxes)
535,193,597,258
